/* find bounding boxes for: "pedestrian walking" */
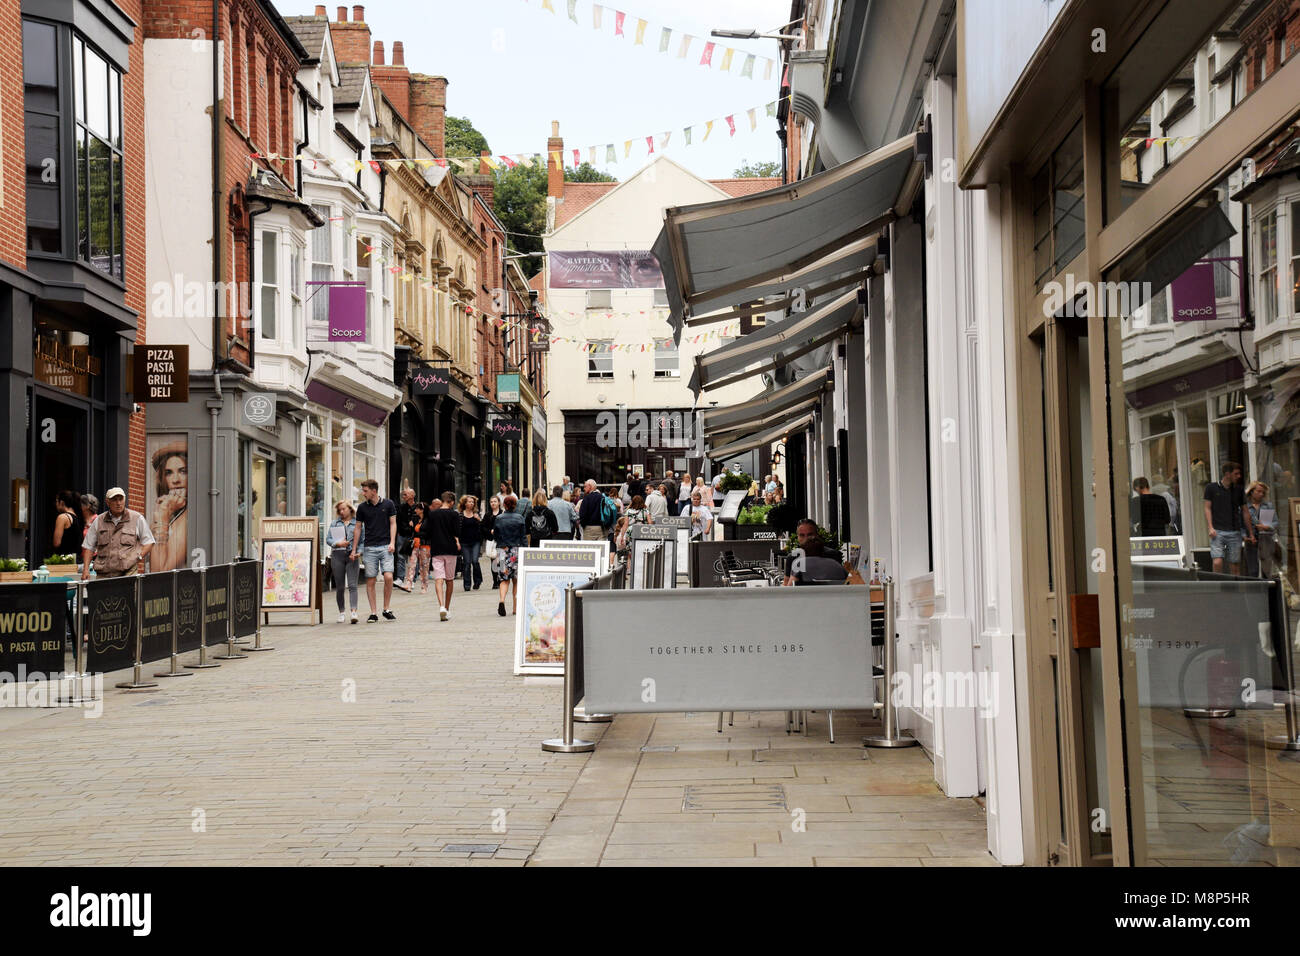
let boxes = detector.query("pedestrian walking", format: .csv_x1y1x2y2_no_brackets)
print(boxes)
547,486,577,540
526,489,559,546
1245,480,1278,578
402,501,431,593
459,495,484,591
424,491,462,621
646,483,669,520
327,500,361,623
484,495,502,588
577,479,608,541
81,487,155,579
493,494,527,616
394,487,418,590
353,478,397,622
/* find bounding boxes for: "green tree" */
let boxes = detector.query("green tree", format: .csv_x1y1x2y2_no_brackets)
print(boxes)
733,158,780,178
444,115,490,159
565,162,617,183
493,162,547,276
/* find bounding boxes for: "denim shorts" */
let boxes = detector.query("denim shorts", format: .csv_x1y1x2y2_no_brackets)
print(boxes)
362,545,394,577
1210,530,1243,563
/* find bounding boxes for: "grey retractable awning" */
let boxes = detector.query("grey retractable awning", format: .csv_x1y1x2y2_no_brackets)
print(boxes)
701,366,832,435
656,131,922,328
708,412,817,461
688,290,859,395
676,238,877,334
705,393,825,449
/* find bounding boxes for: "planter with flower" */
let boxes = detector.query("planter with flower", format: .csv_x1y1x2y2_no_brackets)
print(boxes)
41,554,80,580
0,558,32,583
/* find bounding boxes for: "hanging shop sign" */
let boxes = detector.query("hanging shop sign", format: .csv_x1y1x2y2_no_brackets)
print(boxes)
132,345,190,402
1169,261,1217,322
34,336,99,397
528,320,552,353
411,364,450,396
496,373,520,403
548,250,664,289
328,283,368,341
490,416,524,443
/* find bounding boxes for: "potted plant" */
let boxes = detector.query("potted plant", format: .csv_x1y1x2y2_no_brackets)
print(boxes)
734,502,782,541
717,471,753,494
0,557,32,583
41,554,79,579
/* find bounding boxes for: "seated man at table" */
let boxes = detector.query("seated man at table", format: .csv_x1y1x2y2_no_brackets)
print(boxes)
784,520,848,586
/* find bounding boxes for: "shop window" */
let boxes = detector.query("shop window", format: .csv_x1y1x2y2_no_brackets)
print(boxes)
1031,122,1085,288
351,428,375,501
587,340,613,379
259,229,278,341
1258,208,1278,324
653,338,679,378
23,19,125,279
290,242,304,348
310,205,332,335
586,290,612,310
1292,201,1300,316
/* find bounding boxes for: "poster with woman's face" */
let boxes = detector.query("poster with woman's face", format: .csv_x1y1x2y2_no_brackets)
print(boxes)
147,434,189,572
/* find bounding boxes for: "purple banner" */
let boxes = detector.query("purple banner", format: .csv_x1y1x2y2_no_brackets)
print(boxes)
549,251,664,289
328,284,367,341
1126,357,1244,410
1169,261,1216,322
304,379,390,426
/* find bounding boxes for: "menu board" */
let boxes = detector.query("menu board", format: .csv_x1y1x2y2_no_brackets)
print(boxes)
514,547,602,676
259,517,319,613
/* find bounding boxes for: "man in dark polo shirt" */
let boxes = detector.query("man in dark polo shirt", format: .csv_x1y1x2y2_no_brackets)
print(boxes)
1203,461,1254,575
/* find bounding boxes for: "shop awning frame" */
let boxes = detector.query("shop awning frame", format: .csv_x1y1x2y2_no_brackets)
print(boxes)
708,412,817,461
705,394,826,450
656,130,923,326
701,366,832,434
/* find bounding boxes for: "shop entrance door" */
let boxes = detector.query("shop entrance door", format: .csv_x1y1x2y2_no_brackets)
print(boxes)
1026,315,1111,866
30,391,92,563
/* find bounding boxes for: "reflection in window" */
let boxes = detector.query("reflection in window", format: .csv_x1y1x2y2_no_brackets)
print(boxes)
1259,209,1278,324
1032,123,1085,288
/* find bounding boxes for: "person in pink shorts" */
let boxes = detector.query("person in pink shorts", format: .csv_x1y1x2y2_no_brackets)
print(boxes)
422,490,463,621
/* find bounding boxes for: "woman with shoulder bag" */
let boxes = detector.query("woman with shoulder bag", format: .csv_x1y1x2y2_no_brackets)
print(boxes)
483,494,501,588
459,495,484,591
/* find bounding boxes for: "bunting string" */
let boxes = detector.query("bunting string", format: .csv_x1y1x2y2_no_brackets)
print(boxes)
523,0,779,83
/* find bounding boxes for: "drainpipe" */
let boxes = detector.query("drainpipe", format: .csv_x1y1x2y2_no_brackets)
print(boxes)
212,0,226,371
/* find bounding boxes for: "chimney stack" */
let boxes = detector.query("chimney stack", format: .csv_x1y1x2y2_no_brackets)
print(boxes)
410,74,448,159
370,39,411,118
392,41,404,66
329,6,372,63
465,151,496,207
480,150,491,175
315,5,326,16
353,5,365,22
547,120,564,199
373,40,384,65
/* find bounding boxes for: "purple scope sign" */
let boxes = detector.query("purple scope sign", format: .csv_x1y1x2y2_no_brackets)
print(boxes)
327,283,368,341
1169,261,1217,322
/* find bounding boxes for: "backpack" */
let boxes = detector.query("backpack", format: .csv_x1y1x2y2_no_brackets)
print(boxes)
600,495,618,528
529,508,551,537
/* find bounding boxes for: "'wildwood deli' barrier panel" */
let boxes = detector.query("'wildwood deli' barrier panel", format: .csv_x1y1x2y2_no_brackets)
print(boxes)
0,563,262,681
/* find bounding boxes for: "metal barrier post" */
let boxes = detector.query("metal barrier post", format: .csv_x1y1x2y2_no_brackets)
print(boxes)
542,583,595,753
67,579,99,705
1268,610,1300,751
155,571,194,679
185,566,221,670
865,578,916,749
214,564,247,660
116,574,158,690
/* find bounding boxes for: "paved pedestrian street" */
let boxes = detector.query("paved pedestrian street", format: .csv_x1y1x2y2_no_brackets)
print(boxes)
0,582,992,867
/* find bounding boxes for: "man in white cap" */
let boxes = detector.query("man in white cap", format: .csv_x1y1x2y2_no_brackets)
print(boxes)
81,487,154,580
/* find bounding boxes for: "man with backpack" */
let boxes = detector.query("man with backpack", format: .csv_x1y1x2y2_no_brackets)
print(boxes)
577,479,608,542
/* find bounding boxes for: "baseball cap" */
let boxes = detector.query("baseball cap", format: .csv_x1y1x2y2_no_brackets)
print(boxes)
105,487,126,500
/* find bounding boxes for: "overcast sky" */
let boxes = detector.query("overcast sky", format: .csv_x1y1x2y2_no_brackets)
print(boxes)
352,0,792,179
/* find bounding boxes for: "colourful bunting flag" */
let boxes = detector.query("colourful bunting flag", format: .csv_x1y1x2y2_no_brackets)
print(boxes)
572,148,580,167
567,0,578,22
606,144,617,163
592,3,602,28
646,135,654,155
623,139,632,158
741,54,755,78
500,155,517,168
541,0,553,11
660,130,671,149
683,126,692,145
747,107,757,131
615,11,625,35
635,18,647,44
589,146,597,165
763,58,774,81
677,33,693,58
704,119,714,141
725,115,736,136
659,27,671,52
550,150,562,168
720,47,734,71
765,101,777,117
700,41,714,66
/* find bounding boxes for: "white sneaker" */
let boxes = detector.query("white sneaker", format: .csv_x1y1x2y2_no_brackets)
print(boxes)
337,612,346,623
439,607,448,621
350,611,358,624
